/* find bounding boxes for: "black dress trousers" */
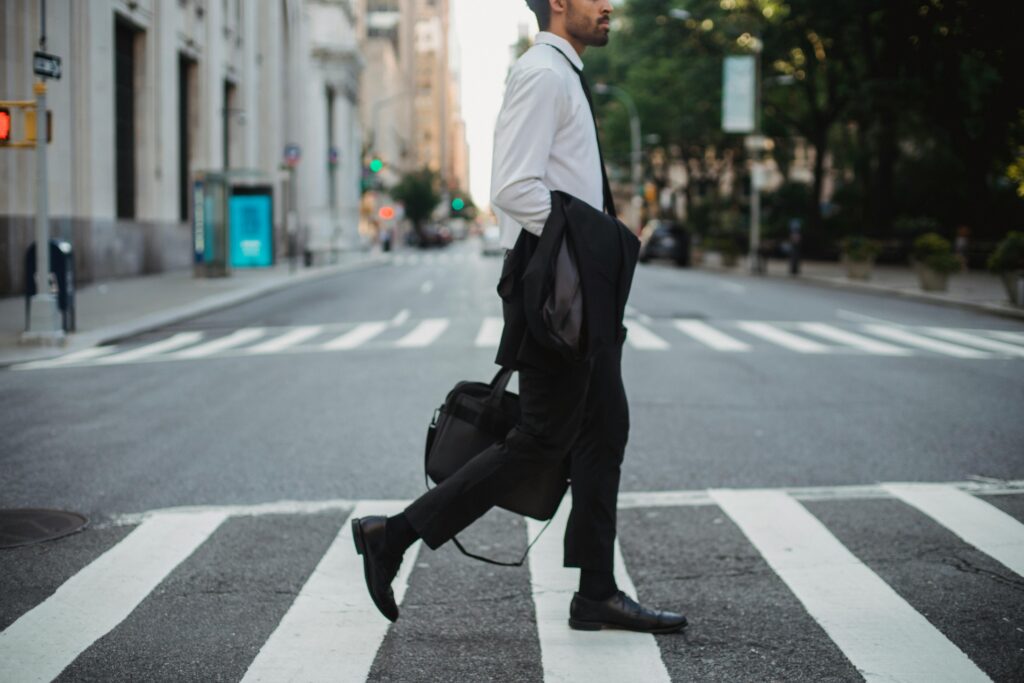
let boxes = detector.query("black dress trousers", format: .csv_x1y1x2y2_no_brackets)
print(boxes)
403,342,629,573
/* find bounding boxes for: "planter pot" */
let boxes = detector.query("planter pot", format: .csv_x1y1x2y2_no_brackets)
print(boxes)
913,261,949,292
843,257,874,280
721,252,738,268
1001,270,1024,306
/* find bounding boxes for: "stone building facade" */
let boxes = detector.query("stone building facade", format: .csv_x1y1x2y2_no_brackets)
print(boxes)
0,0,364,295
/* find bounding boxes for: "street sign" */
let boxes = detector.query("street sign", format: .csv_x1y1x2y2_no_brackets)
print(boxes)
33,51,62,80
284,144,301,167
722,56,755,133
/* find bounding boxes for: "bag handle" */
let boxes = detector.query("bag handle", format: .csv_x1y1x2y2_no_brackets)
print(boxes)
425,366,559,567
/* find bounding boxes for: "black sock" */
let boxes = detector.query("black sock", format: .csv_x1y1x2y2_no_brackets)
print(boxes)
579,569,618,601
384,513,419,556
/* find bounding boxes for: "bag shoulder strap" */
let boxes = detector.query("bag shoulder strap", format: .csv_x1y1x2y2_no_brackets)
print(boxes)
543,43,617,219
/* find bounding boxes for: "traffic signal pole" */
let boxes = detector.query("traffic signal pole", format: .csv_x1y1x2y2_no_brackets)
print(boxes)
23,1,63,344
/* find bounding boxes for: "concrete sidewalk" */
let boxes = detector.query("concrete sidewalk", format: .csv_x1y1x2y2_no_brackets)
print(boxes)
0,251,389,367
707,256,1024,321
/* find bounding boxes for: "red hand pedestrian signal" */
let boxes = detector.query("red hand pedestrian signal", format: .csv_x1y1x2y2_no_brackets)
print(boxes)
0,108,11,142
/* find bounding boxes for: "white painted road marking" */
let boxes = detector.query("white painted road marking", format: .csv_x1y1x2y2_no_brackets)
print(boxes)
923,327,1024,358
98,331,205,363
710,489,991,683
0,511,227,683
241,501,421,683
527,501,672,683
862,324,991,359
13,345,120,370
674,319,751,352
390,309,411,327
625,321,670,350
246,326,323,355
988,330,1024,346
420,280,434,294
394,318,449,348
174,328,266,359
797,322,913,356
321,322,388,350
475,317,504,347
883,483,1024,577
737,321,831,354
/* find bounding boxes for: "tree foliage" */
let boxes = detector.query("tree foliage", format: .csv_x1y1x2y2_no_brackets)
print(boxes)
390,168,441,238
585,0,1024,256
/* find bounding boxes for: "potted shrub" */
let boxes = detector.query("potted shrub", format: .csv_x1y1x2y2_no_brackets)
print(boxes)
911,232,961,292
840,235,881,280
987,231,1024,306
720,237,740,268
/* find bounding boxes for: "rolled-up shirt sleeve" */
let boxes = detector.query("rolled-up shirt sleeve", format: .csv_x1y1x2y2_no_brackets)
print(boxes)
490,66,565,235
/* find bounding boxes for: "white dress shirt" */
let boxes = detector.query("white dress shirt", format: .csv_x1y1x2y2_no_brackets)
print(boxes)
490,32,604,248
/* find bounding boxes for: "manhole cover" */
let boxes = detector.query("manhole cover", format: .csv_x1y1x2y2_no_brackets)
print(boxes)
0,509,88,549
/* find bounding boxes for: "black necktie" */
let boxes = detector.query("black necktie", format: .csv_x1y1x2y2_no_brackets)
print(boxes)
544,44,618,219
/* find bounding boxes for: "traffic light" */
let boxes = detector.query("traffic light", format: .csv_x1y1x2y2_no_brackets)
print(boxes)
451,197,465,212
369,158,383,173
0,108,10,143
378,206,395,220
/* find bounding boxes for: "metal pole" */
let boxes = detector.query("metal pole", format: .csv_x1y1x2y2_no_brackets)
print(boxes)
24,0,62,341
749,37,763,274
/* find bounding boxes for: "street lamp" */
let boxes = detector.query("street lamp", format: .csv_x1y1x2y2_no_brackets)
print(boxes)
593,83,643,231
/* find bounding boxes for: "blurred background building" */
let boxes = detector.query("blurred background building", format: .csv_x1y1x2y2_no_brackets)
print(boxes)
0,0,469,295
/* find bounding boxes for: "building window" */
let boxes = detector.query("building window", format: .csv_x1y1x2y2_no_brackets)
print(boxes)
115,19,138,220
178,55,196,222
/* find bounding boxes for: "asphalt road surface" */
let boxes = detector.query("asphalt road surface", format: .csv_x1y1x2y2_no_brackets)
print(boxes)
3,239,1023,682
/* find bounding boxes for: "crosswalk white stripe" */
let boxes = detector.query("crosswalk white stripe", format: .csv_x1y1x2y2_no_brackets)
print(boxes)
475,317,504,347
246,326,323,354
673,319,751,352
321,322,388,350
241,502,421,683
98,331,205,363
394,318,449,348
527,501,672,683
709,489,990,683
14,345,120,370
883,483,1024,577
988,330,1024,345
862,324,991,359
174,328,266,359
736,321,831,353
625,321,670,350
0,511,227,683
797,322,913,356
922,327,1024,358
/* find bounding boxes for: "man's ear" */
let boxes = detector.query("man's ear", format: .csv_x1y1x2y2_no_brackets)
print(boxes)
550,0,567,17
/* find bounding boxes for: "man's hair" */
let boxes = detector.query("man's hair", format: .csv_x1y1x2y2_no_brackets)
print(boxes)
525,0,551,31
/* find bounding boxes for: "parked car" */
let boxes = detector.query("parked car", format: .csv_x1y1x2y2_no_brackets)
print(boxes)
406,223,453,249
481,224,504,256
639,220,691,266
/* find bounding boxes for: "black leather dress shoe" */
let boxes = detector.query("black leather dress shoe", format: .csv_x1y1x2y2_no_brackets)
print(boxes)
351,516,402,622
569,590,687,634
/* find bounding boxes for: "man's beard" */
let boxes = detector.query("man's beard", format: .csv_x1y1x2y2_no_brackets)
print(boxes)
566,1,610,47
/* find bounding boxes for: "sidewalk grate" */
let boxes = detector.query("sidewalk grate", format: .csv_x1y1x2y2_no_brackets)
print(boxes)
0,509,88,549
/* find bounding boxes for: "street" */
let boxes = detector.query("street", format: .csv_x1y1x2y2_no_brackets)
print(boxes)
2,240,1023,682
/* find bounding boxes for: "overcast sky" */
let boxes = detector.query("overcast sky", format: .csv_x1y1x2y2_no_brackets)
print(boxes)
451,0,538,212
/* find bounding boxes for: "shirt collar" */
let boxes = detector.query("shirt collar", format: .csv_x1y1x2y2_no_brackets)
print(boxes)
535,32,584,72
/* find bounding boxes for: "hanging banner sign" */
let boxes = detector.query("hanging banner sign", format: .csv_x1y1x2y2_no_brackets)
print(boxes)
722,55,755,133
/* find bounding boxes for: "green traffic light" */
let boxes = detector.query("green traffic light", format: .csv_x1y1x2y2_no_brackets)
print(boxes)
451,197,465,212
369,158,383,173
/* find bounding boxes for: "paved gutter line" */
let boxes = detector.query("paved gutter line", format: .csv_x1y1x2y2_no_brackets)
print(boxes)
100,478,1024,528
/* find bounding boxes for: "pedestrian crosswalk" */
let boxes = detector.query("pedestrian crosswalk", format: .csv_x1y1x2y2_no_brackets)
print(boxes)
12,319,1024,370
2,480,1021,681
390,252,486,267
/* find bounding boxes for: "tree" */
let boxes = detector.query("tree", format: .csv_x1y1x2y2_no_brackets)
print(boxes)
390,168,441,241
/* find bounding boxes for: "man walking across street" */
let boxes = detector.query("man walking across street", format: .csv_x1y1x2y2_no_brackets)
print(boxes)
352,0,687,634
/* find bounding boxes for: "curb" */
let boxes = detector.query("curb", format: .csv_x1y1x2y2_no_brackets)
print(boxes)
1,254,390,367
702,265,1024,322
